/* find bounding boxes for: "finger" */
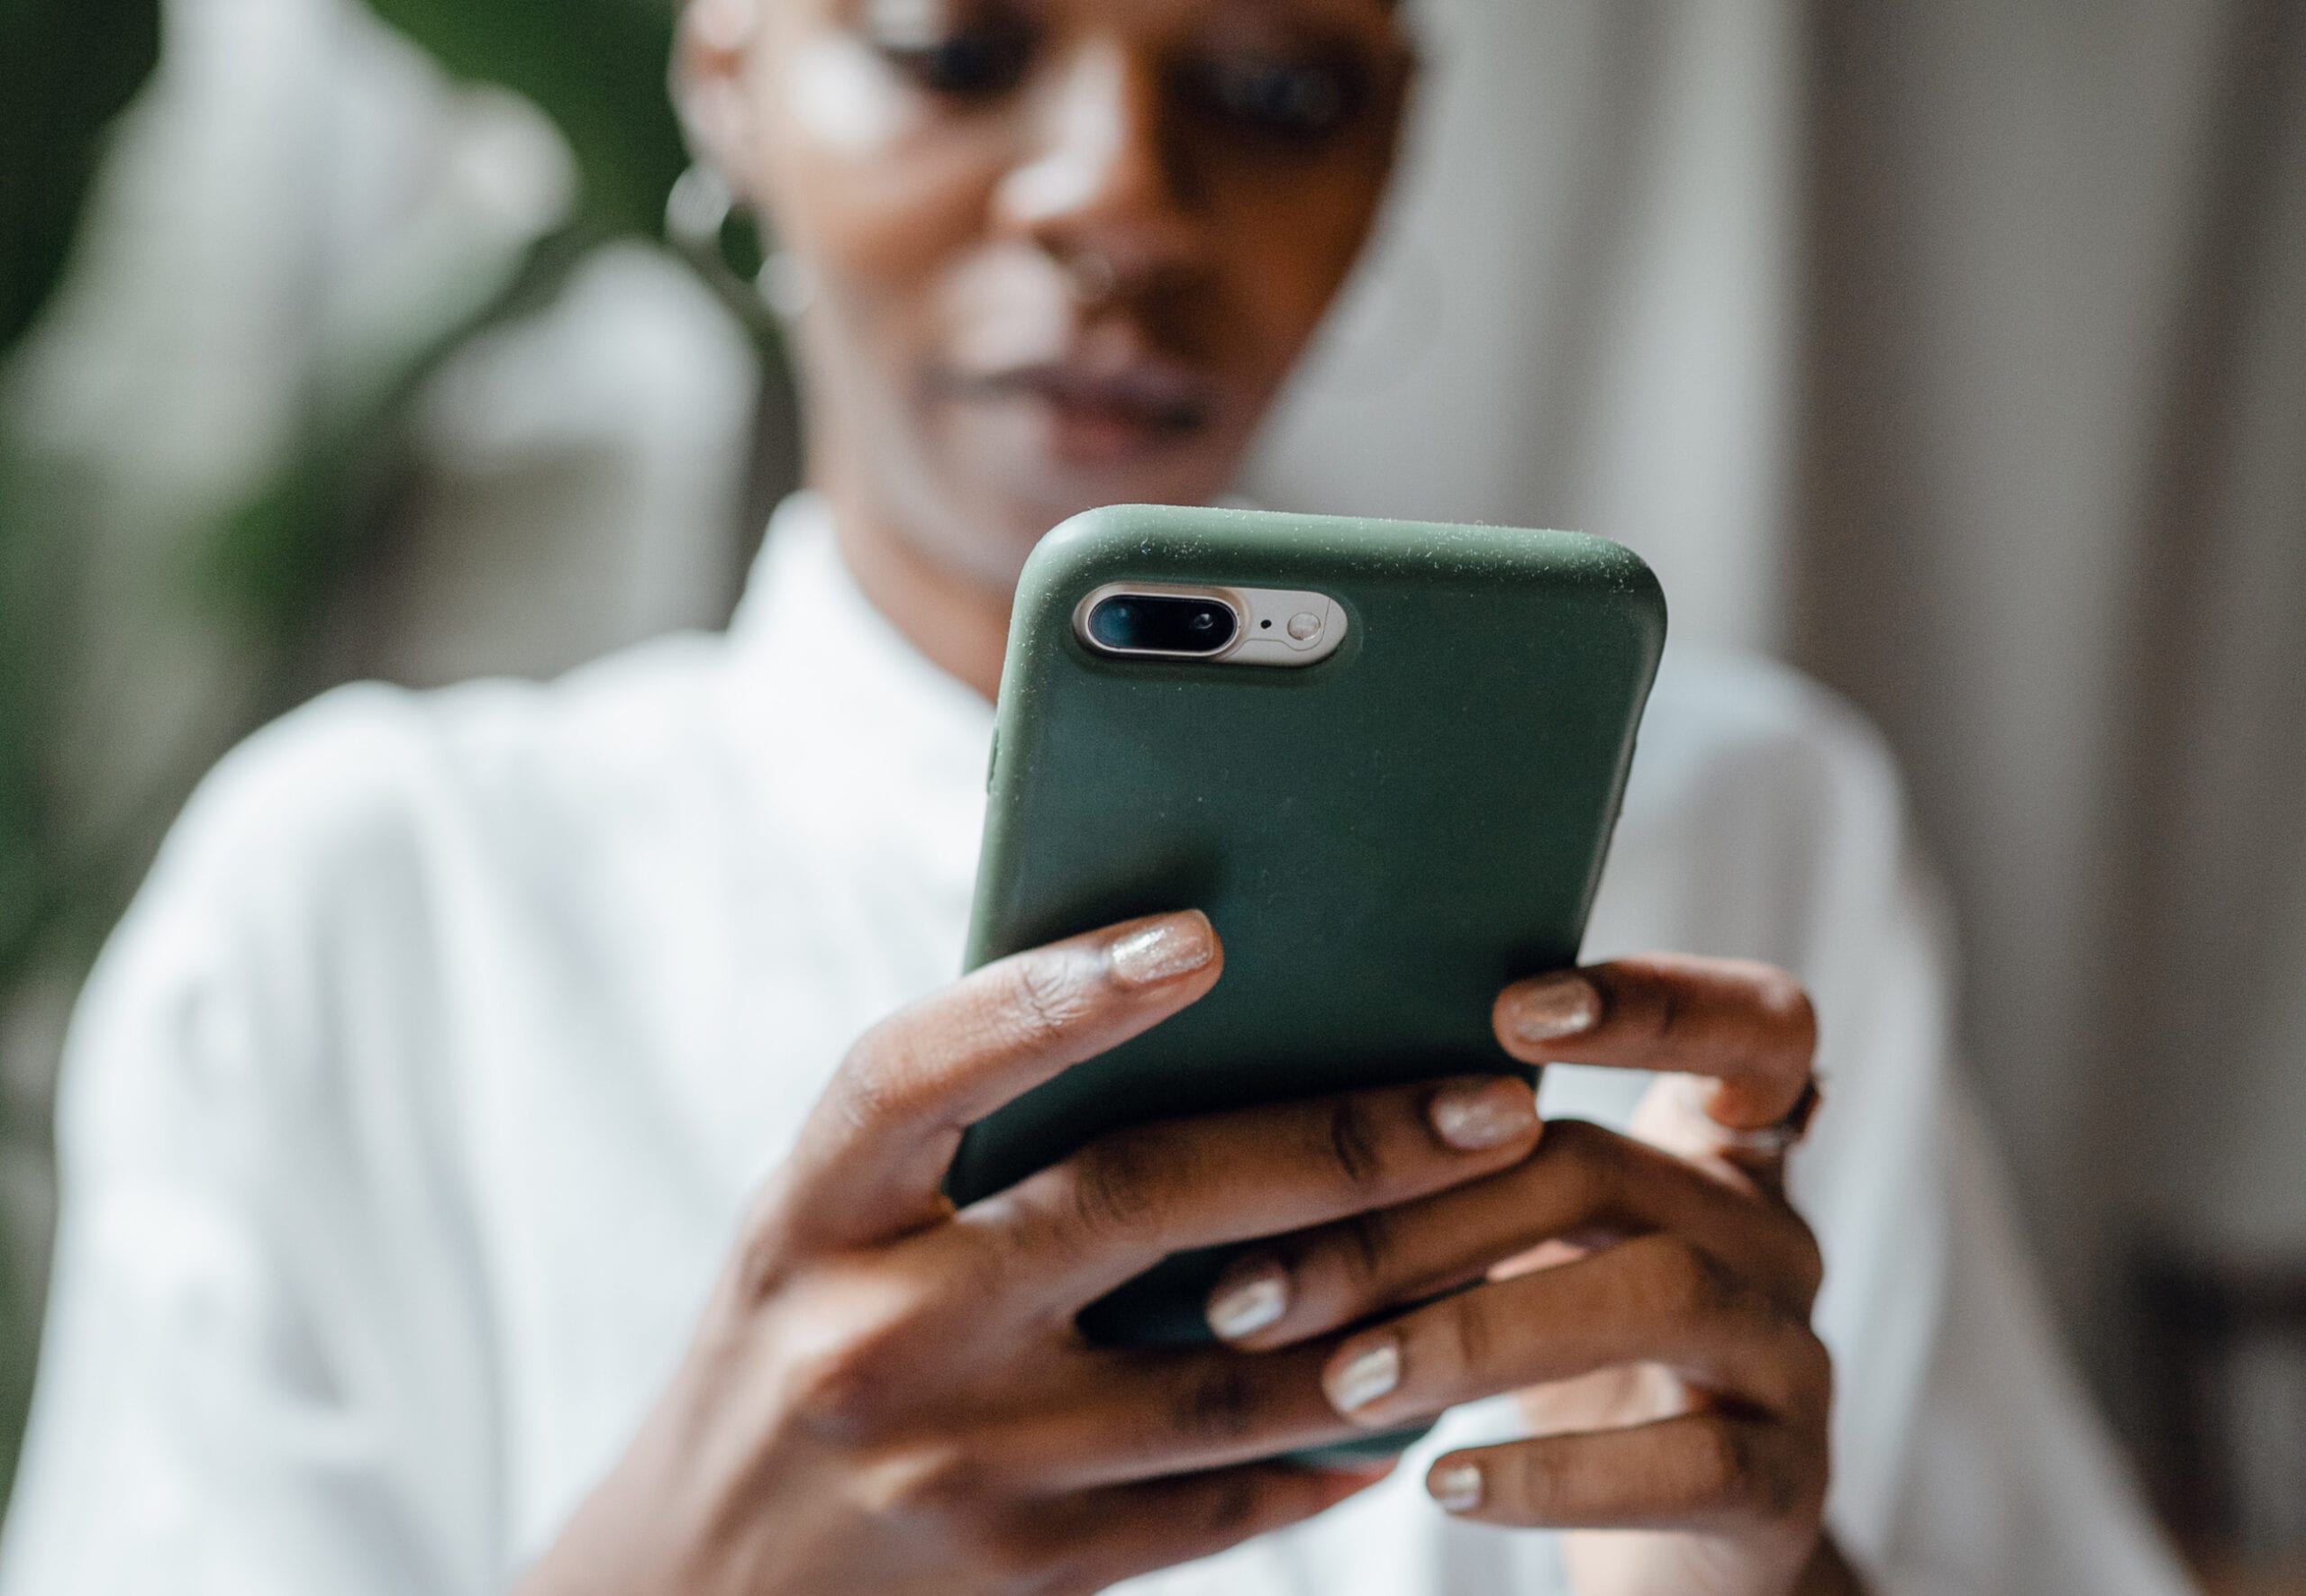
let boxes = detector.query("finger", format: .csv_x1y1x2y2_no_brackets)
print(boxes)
999,1340,1362,1492
948,1072,1543,1313
1029,1462,1391,1593
765,911,1223,1254
1493,954,1817,1129
1421,1411,1824,1529
1316,1232,1832,1434
1206,1118,1823,1350
1626,1071,1811,1195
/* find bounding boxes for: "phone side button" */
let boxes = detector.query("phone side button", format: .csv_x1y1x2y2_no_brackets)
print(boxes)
985,729,1000,793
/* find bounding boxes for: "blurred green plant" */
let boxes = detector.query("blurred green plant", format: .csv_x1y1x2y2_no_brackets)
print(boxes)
0,0,163,1504
0,0,161,349
0,0,775,1506
0,0,160,948
205,0,716,643
366,0,692,243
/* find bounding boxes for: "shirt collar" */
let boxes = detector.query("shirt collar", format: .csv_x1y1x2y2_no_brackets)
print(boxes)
721,492,994,845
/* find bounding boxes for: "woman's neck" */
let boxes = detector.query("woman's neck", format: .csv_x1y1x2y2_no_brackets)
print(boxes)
818,477,1013,704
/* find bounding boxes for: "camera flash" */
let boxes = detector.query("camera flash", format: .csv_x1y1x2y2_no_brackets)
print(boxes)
1287,612,1324,641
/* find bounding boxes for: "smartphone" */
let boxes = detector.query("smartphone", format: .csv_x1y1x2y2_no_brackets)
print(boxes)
948,504,1665,1374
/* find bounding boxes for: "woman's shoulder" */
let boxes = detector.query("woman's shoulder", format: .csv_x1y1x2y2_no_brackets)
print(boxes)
149,631,741,929
1628,645,1904,833
1595,645,1920,971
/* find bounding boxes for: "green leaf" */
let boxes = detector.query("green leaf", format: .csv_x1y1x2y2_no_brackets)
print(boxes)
0,0,163,350
196,223,601,644
359,0,688,242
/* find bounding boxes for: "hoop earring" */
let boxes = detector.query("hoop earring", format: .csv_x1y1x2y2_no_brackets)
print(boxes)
666,164,802,335
759,250,816,321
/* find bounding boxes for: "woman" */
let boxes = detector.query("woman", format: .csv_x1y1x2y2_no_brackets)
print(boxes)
0,0,2195,1592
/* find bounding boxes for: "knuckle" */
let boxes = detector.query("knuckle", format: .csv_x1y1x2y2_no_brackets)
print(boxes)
777,1291,929,1438
1064,1130,1173,1247
1501,1444,1569,1515
1793,1328,1837,1416
1548,1120,1625,1217
1750,1435,1813,1520
1680,1415,1816,1521
1640,968,1687,1056
1683,1415,1761,1513
1197,1469,1266,1542
952,1213,1038,1310
1443,1297,1494,1383
1786,1223,1828,1306
832,1024,921,1134
1004,956,1095,1049
784,1340,889,1436
1170,1359,1261,1443
1317,1096,1390,1192
1336,1208,1394,1291
1640,1237,1730,1326
867,1439,994,1525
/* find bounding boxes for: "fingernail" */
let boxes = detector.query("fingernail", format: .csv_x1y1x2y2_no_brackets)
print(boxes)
1429,1462,1484,1513
1108,913,1216,988
1325,1339,1401,1415
1503,972,1601,1047
1429,1076,1541,1151
1206,1258,1290,1340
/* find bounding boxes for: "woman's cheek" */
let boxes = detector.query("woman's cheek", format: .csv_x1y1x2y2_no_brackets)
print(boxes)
783,33,927,157
767,33,1003,269
1215,163,1391,345
1230,240,1357,377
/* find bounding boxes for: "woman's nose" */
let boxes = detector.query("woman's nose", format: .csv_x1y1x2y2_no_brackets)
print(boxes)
993,41,1204,293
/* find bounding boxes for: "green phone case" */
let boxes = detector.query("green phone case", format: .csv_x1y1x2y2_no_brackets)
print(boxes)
949,504,1665,1449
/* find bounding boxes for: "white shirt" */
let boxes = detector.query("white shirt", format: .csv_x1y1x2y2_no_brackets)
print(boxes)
0,496,2194,1596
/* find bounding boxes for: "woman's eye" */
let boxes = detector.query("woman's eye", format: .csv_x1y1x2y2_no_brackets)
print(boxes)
1188,54,1365,143
870,20,1035,97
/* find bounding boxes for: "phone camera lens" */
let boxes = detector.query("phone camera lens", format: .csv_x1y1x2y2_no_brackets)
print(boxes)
1086,594,1239,657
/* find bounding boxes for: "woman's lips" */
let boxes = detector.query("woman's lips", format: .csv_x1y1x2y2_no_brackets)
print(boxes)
939,359,1217,460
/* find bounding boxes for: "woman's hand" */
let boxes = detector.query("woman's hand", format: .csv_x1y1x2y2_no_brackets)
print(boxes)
1203,954,1854,1596
517,911,1552,1596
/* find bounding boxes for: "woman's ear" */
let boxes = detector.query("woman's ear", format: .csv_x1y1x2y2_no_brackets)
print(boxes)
674,0,763,182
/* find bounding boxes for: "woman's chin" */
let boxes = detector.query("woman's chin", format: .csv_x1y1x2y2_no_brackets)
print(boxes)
939,394,1239,523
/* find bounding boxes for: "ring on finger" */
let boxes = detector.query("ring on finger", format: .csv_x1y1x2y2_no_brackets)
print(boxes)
1681,1074,1824,1156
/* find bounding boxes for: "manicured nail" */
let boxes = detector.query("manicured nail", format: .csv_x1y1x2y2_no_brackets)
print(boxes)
1429,1462,1484,1513
1429,1076,1541,1151
1108,913,1216,987
1325,1339,1402,1415
1206,1258,1290,1340
1503,972,1601,1047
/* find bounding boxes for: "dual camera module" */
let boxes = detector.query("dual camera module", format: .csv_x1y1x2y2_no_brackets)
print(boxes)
1074,582,1348,670
1085,594,1240,657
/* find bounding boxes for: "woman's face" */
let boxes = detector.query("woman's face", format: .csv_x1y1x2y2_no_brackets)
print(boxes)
685,0,1414,590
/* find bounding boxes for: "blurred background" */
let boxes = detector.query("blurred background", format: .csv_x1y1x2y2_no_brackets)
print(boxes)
1,0,2301,1586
